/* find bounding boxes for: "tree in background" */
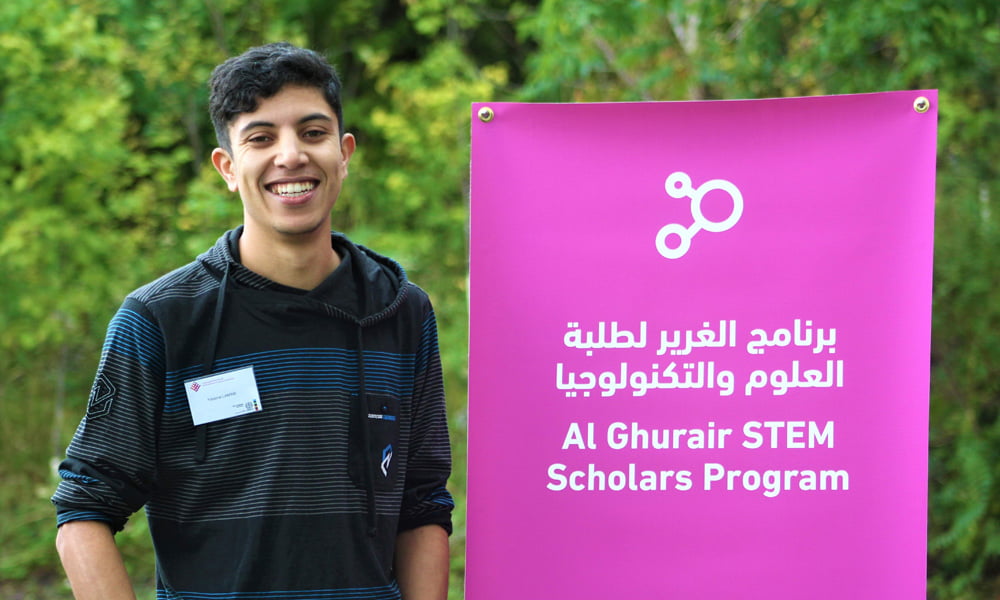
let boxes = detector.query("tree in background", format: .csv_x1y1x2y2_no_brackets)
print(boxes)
1,1,522,596
1,1,996,598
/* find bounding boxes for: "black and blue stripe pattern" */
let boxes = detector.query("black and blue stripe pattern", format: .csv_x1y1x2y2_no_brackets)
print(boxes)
53,228,453,600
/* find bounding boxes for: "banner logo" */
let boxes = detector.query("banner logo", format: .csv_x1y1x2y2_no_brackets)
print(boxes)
655,171,744,259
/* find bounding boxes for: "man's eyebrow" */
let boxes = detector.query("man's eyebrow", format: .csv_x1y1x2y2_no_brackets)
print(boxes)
238,113,334,137
298,113,334,125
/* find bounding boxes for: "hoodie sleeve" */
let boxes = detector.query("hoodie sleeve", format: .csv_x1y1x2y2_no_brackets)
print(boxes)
51,297,164,532
398,302,455,535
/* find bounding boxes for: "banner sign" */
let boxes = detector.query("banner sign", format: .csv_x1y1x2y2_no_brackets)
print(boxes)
467,91,937,599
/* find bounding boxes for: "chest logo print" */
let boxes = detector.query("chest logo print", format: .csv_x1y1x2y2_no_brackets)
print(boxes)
381,444,393,478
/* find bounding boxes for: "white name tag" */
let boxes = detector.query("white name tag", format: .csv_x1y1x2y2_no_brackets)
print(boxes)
184,366,263,426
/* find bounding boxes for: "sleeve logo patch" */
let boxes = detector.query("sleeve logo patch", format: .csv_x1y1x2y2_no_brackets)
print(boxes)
86,373,116,419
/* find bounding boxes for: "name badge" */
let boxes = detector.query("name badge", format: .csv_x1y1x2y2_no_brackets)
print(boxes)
184,366,263,426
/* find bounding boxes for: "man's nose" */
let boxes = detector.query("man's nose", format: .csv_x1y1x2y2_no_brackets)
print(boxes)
274,135,308,169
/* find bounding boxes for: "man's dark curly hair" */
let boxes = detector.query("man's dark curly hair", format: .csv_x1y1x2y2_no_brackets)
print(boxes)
209,42,344,153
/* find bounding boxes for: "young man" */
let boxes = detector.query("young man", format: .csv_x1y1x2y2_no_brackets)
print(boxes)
52,42,453,600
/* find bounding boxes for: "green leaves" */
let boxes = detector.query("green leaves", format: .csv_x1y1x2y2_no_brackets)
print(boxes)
0,1,128,351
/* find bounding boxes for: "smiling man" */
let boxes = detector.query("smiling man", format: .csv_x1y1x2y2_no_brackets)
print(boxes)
213,83,356,290
52,43,454,600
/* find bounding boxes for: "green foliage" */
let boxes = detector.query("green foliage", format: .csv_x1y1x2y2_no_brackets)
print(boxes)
1,0,997,598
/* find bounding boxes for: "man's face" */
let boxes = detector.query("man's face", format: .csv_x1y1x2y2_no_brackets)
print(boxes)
211,85,355,240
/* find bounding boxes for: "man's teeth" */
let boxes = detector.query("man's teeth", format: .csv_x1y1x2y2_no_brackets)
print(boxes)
270,181,316,196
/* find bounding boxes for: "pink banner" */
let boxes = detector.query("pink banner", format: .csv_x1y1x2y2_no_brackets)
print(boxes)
467,91,937,599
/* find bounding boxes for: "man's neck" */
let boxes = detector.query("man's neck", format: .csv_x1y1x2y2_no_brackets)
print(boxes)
238,226,341,291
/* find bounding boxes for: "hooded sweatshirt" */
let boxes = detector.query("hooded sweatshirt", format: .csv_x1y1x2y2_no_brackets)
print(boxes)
52,227,454,599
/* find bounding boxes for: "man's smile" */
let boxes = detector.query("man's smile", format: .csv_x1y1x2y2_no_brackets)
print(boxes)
267,180,319,198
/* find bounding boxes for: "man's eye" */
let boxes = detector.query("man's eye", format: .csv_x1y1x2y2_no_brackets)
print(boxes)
303,130,327,138
248,134,272,143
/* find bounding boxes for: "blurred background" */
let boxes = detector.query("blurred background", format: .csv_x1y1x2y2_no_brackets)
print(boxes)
0,1,996,598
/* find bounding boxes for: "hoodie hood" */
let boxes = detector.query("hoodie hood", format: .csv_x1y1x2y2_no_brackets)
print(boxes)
195,226,409,325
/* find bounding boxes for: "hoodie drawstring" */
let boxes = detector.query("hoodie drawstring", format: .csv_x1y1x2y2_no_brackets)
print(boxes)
195,262,231,464
352,262,378,538
356,326,378,538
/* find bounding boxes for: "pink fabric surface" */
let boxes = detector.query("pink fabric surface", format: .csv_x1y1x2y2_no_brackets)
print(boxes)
467,91,937,599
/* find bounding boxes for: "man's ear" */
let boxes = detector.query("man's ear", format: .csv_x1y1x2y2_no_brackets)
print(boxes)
211,148,239,192
340,133,356,176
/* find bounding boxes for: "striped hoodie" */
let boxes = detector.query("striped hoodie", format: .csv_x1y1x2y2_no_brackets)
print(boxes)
52,227,454,599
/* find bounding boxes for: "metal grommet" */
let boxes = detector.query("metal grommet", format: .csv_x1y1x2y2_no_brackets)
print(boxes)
478,106,495,123
913,96,930,114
